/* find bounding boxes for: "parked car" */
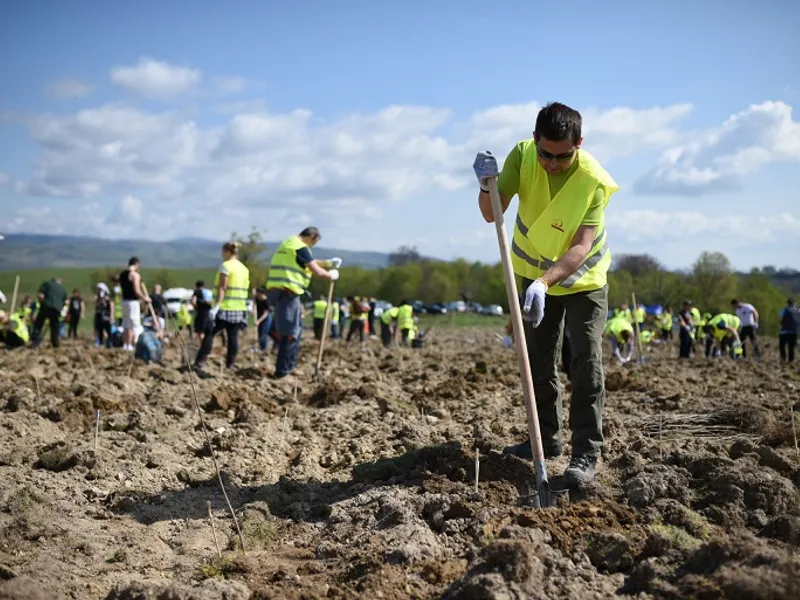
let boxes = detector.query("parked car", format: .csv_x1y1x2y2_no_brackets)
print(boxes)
424,303,448,314
447,300,466,313
163,287,195,316
411,300,427,314
481,304,504,316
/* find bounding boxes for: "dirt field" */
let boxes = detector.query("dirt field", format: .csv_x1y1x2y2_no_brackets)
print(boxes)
1,328,799,599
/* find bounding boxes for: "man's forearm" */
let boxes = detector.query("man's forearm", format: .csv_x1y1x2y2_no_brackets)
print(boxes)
478,189,511,223
540,244,591,288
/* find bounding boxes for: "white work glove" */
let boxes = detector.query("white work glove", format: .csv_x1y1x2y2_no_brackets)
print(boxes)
521,278,547,327
473,151,499,189
329,257,343,268
501,335,513,348
209,305,220,320
328,269,340,281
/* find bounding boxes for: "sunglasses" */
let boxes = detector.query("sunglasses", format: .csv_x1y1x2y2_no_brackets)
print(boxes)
537,147,576,162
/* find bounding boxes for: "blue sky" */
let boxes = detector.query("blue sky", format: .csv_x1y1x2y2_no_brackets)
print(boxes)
1,0,798,270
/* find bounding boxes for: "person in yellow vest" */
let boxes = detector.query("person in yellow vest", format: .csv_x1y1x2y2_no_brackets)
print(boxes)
616,303,632,324
704,313,742,358
110,275,124,327
193,241,251,372
380,305,399,348
633,304,646,331
677,300,695,358
345,296,369,350
312,295,328,340
16,295,35,327
266,227,340,379
658,308,673,342
396,299,415,346
605,317,633,363
690,305,702,340
177,302,193,333
330,298,341,339
0,310,29,348
473,102,618,486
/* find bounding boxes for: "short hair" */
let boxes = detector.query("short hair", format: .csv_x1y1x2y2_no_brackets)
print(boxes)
299,226,321,240
534,102,582,145
730,299,739,305
195,280,204,287
128,257,140,266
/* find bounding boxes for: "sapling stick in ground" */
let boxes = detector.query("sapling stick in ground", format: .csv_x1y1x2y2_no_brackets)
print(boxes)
207,501,222,559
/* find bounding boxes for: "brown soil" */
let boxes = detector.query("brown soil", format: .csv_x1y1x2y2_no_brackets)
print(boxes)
1,331,799,599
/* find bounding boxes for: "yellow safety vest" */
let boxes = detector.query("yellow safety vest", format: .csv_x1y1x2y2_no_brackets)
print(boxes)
267,236,312,295
113,287,123,318
9,314,29,343
178,305,192,327
605,317,633,343
313,300,328,319
708,313,740,341
217,258,250,311
397,305,414,329
660,313,672,331
381,306,399,325
511,141,618,295
690,307,701,324
640,330,653,343
331,302,340,322
634,307,645,324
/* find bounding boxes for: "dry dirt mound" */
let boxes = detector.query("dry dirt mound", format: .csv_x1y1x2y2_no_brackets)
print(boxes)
0,331,799,598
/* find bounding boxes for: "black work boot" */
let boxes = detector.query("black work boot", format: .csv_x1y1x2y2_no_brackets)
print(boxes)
563,454,598,487
502,440,563,460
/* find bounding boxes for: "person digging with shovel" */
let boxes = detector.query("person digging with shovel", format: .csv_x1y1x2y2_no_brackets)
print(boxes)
474,102,619,488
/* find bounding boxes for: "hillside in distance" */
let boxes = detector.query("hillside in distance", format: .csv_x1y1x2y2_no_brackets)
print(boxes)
0,234,392,270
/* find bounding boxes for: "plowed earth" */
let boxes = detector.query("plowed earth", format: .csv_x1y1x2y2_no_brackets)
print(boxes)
1,328,799,599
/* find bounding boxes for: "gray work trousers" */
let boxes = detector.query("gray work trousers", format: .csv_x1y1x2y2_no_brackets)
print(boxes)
521,281,608,457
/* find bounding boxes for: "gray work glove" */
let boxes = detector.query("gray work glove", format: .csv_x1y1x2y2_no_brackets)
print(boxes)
473,151,499,189
521,278,547,327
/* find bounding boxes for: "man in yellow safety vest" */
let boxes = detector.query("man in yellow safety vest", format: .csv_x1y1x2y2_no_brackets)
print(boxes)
605,317,633,363
704,313,742,358
0,310,30,348
380,305,399,348
266,227,340,379
396,299,415,346
473,102,618,486
312,295,328,340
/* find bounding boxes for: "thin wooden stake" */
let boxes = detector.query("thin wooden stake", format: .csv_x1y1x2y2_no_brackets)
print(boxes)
207,501,222,559
171,325,246,554
658,413,664,460
281,406,290,442
9,275,20,315
631,292,645,365
93,409,100,453
474,448,480,494
33,376,41,401
791,403,799,462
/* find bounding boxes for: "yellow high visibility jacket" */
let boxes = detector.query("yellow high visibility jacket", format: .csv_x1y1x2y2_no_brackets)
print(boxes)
659,313,673,331
217,258,250,311
313,300,328,319
397,305,414,330
708,313,740,341
331,302,340,322
381,306,399,325
511,141,618,295
8,314,29,343
634,307,645,324
605,317,633,343
178,304,193,327
267,236,312,295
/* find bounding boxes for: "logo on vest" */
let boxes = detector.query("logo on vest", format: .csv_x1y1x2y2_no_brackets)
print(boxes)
550,219,565,233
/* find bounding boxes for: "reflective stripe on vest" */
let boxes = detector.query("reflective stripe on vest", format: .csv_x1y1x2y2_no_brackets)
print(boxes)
217,258,250,311
267,236,312,295
397,305,414,329
510,141,618,296
313,300,328,319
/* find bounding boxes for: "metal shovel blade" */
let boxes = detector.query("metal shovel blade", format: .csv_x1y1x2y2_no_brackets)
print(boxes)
524,461,569,508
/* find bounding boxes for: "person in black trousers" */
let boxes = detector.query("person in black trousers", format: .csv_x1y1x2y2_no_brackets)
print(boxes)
780,299,799,363
67,288,84,339
677,300,694,359
32,277,67,348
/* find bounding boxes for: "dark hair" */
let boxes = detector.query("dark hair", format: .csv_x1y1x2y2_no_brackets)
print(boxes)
299,226,321,240
128,257,140,266
401,299,409,306
534,102,582,145
730,299,739,305
195,280,204,287
222,241,240,254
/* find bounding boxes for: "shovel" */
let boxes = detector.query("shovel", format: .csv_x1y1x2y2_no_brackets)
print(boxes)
313,279,336,379
631,292,650,365
485,177,567,508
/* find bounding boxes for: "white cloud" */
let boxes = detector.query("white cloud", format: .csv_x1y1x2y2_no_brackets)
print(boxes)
212,76,248,94
47,78,94,99
609,209,800,243
635,101,800,195
111,57,202,100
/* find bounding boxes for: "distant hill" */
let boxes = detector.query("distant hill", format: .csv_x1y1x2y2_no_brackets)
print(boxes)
0,234,392,270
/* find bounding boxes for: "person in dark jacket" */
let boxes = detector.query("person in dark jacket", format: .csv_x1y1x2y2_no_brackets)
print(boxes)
32,277,67,348
779,298,800,363
67,288,85,339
